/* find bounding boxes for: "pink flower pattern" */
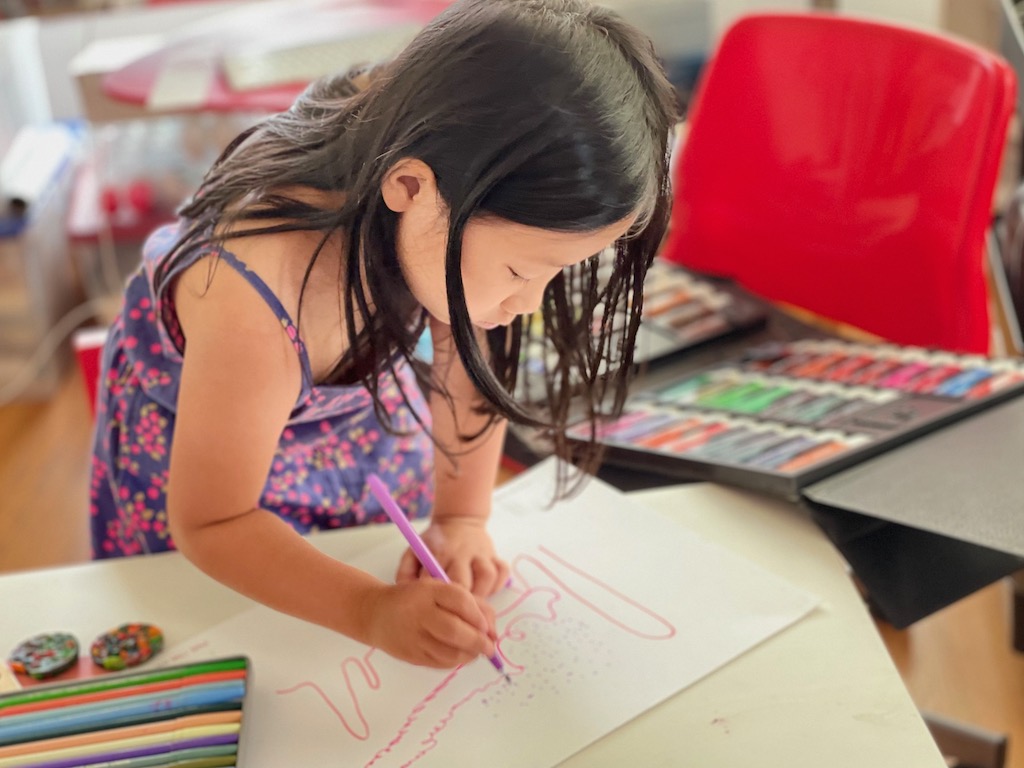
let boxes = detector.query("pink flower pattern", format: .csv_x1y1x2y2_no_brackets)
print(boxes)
90,224,434,559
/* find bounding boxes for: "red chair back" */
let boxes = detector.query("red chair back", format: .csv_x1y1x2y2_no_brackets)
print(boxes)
662,13,1016,353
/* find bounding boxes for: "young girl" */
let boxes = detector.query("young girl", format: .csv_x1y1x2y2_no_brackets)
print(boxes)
90,0,677,670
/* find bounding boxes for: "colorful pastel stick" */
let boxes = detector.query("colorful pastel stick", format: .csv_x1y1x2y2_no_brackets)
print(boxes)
606,412,678,442
823,354,875,382
963,371,1024,399
696,382,764,409
786,394,848,423
654,373,713,403
933,368,992,397
724,432,795,464
0,704,242,749
685,427,757,459
634,418,702,448
776,440,851,472
727,385,791,414
906,364,961,394
644,421,714,451
757,390,818,420
2,682,243,728
787,352,846,379
877,362,930,389
0,682,245,743
764,351,815,375
160,755,236,768
590,411,648,439
21,736,238,768
667,375,740,405
663,421,729,453
815,399,881,429
744,436,820,469
846,358,902,386
0,712,240,759
62,746,236,768
1,671,246,717
0,660,247,711
0,724,239,768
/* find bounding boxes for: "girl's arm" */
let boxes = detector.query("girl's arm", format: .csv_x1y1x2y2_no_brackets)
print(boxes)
396,317,511,596
167,250,495,667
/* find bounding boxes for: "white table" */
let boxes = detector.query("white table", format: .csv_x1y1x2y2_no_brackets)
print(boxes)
0,483,944,767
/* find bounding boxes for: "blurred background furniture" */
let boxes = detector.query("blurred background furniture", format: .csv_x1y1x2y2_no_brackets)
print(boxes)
661,12,1016,354
659,11,1019,764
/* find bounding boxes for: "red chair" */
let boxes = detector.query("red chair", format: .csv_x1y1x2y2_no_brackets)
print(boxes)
661,13,1016,354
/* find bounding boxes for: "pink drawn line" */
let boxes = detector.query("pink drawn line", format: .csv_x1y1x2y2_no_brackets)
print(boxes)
275,545,677,766
530,544,677,640
369,668,510,768
276,648,381,740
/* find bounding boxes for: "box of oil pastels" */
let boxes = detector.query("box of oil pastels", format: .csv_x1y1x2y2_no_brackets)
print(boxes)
567,338,1024,499
518,259,766,401
0,655,251,766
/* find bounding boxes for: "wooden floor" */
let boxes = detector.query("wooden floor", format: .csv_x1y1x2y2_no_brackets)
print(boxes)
2,366,1023,765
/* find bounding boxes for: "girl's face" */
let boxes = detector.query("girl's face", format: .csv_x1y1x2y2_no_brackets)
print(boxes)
391,171,635,329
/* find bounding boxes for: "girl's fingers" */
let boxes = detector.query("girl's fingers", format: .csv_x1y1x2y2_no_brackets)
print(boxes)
445,558,473,590
492,558,512,596
396,549,421,582
432,584,492,640
425,609,494,660
469,557,498,597
420,638,477,669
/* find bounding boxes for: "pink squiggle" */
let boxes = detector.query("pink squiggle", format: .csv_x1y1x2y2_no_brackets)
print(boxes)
276,545,677,766
275,648,381,740
490,586,561,673
368,669,512,768
364,588,565,767
530,545,677,640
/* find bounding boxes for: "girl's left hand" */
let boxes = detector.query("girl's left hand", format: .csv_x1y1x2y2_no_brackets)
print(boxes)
396,517,510,598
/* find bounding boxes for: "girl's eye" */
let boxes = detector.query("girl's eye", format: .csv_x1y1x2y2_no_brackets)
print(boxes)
508,267,529,283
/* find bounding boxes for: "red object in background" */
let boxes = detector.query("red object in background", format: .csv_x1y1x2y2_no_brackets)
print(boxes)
103,0,453,114
73,327,109,417
126,180,156,215
661,13,1015,354
99,186,120,215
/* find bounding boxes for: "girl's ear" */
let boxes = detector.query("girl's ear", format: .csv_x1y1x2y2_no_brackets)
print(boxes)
381,158,439,213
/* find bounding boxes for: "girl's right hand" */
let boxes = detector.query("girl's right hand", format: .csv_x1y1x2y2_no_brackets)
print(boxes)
362,580,498,668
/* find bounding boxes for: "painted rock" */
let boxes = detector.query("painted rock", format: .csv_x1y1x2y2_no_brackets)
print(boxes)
8,632,79,679
91,623,164,671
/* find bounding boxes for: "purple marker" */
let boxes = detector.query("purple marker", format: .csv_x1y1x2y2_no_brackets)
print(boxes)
367,474,511,684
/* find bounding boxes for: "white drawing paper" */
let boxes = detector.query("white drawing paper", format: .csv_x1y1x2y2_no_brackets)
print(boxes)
165,461,818,767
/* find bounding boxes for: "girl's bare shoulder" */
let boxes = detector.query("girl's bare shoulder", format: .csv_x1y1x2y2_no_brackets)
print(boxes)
193,186,346,317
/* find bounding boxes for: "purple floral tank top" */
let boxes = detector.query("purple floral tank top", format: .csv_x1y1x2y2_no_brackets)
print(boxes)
90,223,434,558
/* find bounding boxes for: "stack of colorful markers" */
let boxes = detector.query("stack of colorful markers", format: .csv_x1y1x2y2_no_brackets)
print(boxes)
0,657,249,768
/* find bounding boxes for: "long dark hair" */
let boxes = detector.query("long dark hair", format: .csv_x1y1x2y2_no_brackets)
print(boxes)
158,0,678,491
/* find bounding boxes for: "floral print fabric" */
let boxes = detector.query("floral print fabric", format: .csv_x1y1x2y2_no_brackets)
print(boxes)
90,224,433,558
